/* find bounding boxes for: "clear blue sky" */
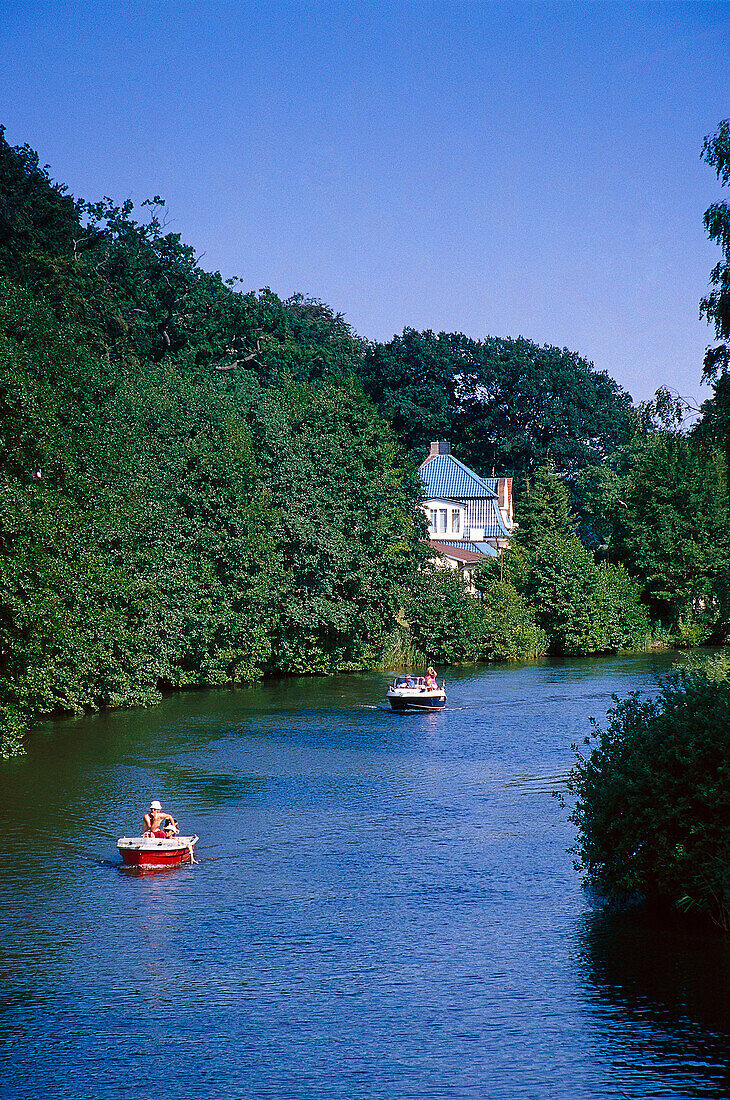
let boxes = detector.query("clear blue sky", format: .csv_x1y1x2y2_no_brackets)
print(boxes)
1,1,727,403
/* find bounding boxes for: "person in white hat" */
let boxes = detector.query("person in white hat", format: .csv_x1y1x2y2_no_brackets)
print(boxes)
143,799,178,837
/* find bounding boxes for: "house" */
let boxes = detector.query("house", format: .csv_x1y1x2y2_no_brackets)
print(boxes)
419,441,514,583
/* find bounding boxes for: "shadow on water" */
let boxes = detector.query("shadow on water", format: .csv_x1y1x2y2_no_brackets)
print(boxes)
576,907,730,1097
151,765,266,806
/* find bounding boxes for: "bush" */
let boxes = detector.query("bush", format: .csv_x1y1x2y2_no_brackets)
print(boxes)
406,565,545,664
567,660,730,929
476,577,547,661
504,534,650,656
406,566,486,664
595,562,652,651
682,651,730,681
674,615,713,648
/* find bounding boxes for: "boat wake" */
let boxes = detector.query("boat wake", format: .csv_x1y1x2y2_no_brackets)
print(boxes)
504,770,570,795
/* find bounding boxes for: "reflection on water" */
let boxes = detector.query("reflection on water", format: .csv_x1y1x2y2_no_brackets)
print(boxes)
2,650,728,1098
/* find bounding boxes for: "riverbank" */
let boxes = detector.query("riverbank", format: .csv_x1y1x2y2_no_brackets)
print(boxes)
4,131,729,768
4,625,717,761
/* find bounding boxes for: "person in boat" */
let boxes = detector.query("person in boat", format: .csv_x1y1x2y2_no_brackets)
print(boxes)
143,800,178,838
424,666,438,690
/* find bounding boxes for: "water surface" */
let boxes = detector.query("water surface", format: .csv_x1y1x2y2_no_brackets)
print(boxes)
3,652,730,1098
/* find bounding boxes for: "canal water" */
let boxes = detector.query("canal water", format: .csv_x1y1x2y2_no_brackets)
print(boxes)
3,652,730,1098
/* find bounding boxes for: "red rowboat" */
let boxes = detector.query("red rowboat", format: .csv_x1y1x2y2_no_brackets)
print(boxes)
117,834,199,870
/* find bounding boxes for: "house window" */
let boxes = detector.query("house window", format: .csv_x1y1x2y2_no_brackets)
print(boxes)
452,510,460,534
439,509,448,533
430,509,437,532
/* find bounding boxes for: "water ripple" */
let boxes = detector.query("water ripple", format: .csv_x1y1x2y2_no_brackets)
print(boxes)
1,650,725,1099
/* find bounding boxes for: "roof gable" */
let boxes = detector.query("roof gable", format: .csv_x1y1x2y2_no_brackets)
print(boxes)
422,497,466,509
419,452,498,501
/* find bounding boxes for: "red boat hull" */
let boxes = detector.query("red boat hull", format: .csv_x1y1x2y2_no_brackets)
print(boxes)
117,835,198,871
119,848,193,868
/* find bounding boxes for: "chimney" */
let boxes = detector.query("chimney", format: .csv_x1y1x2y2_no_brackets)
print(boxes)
497,477,513,526
429,440,451,457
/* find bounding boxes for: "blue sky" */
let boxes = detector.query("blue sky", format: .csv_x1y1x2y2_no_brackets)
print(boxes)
1,1,727,403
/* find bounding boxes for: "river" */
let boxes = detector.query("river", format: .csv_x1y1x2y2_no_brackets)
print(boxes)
3,651,730,1099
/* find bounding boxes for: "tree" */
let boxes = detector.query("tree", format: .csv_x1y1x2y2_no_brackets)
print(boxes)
568,462,628,556
504,463,649,654
472,572,547,660
281,294,364,381
458,337,634,478
700,119,730,381
513,461,575,553
0,126,81,277
406,564,545,664
697,120,730,476
249,377,425,673
567,660,730,930
611,432,729,629
358,328,467,454
359,329,633,478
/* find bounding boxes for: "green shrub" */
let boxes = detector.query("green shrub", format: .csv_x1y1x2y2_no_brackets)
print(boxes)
406,566,486,664
476,577,547,661
406,565,545,664
0,704,27,759
595,562,652,651
682,651,730,681
674,615,713,648
504,534,650,656
567,661,730,929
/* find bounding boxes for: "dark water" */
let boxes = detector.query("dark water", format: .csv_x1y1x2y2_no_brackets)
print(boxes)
3,652,730,1098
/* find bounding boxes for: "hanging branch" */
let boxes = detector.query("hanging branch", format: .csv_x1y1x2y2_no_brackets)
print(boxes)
214,336,263,371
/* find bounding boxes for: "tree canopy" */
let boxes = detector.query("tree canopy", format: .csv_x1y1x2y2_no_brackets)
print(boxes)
358,327,634,477
0,130,424,756
700,119,730,382
696,120,730,474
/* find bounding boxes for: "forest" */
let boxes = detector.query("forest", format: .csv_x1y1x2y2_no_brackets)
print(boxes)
1,121,729,756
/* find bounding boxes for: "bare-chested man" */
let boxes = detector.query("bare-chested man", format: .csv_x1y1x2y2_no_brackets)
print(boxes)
143,799,178,837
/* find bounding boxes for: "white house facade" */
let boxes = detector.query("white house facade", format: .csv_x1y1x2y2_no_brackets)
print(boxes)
419,440,514,582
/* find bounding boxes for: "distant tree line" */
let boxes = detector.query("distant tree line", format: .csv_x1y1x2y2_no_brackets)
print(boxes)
1,122,727,756
359,328,635,480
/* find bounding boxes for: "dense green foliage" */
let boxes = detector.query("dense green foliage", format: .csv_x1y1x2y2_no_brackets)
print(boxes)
0,130,426,756
567,657,730,930
358,328,634,478
699,119,730,385
696,119,730,497
570,400,730,636
494,464,650,656
406,565,545,664
612,434,729,633
2,121,728,758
